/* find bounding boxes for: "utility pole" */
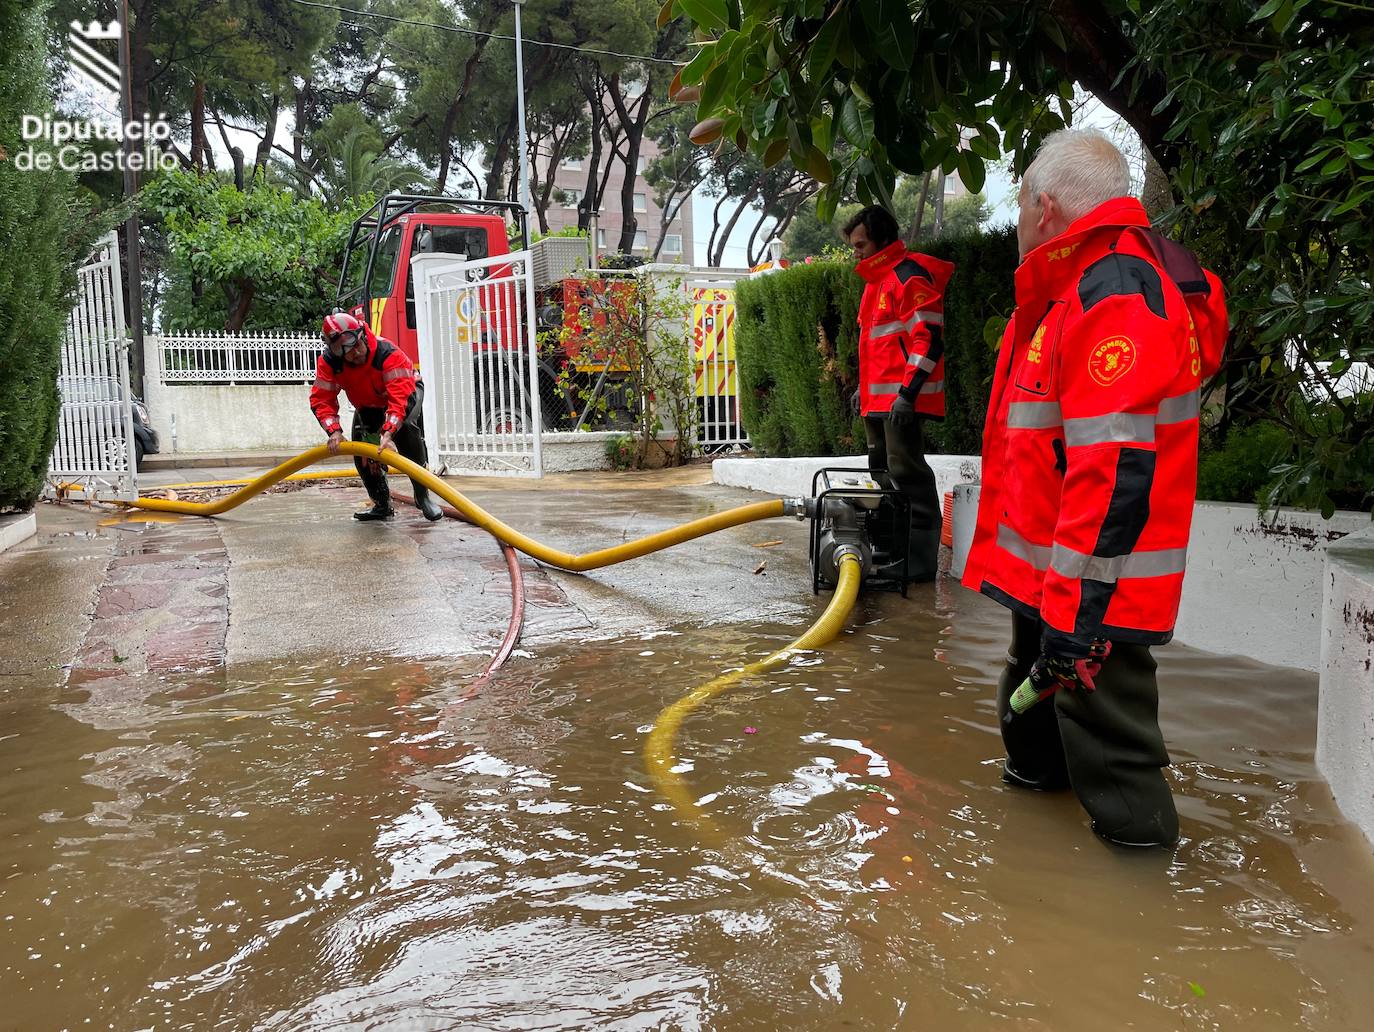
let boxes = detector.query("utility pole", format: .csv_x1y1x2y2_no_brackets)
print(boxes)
117,0,146,393
512,0,533,247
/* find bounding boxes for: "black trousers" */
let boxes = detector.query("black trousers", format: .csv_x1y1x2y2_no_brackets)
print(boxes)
351,384,430,504
863,415,941,580
997,612,1179,845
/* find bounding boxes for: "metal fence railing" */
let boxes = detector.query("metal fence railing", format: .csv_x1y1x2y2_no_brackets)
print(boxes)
158,330,319,384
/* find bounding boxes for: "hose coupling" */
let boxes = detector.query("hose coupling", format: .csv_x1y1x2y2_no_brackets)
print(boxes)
831,544,865,566
781,496,814,520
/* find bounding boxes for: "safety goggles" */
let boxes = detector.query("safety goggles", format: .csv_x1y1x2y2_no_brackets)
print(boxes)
326,330,364,357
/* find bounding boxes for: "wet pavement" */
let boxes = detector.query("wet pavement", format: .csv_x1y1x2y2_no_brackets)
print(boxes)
2,468,1373,1030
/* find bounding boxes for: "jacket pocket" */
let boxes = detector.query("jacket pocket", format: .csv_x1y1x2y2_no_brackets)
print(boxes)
1013,302,1064,396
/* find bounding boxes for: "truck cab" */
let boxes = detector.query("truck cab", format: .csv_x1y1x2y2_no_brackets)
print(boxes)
335,194,526,366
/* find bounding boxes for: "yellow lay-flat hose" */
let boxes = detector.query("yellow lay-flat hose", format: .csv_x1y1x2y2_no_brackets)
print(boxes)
117,442,787,572
644,553,863,834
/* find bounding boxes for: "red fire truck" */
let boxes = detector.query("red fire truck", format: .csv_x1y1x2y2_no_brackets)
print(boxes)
335,193,638,432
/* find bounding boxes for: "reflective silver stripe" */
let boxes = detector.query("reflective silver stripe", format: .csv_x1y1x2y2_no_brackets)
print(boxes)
382,367,415,383
1050,543,1187,582
872,380,942,397
1007,401,1063,430
1063,412,1156,448
871,310,944,338
907,353,938,372
996,524,1052,570
1157,390,1200,425
313,378,340,393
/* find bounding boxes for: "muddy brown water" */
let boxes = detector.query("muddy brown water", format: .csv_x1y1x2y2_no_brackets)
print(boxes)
3,550,1374,1029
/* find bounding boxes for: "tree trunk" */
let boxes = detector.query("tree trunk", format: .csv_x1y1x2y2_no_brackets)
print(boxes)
608,74,653,254
225,279,256,331
1140,147,1174,223
907,170,933,246
190,79,205,171
253,93,279,180
485,106,518,200
436,34,489,192
711,181,762,266
578,102,603,230
1047,0,1175,169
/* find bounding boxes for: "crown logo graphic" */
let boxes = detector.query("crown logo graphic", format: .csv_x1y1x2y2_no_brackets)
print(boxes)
69,19,121,41
66,18,123,97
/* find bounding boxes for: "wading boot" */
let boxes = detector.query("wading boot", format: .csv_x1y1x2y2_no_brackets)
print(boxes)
354,460,394,521
353,499,394,521
904,526,941,583
413,483,443,522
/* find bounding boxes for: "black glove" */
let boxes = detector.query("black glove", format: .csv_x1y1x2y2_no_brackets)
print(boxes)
889,392,916,428
1006,636,1111,719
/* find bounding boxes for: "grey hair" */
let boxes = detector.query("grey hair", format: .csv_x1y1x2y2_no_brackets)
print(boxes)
1021,128,1132,222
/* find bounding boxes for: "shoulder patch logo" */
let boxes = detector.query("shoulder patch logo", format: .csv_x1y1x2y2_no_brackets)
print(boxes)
1088,336,1137,387
905,282,939,309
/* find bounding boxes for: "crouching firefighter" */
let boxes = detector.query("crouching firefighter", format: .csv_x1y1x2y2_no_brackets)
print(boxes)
962,129,1227,848
310,312,443,522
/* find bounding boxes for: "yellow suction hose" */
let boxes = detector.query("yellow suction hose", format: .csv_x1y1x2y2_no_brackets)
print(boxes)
117,442,789,572
644,553,863,833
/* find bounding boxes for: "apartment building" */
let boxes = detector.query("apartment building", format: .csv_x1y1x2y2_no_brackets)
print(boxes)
539,133,694,263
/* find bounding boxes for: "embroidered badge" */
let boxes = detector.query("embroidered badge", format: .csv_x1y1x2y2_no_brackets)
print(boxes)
877,293,890,312
1088,336,1137,386
1026,325,1047,365
905,282,939,309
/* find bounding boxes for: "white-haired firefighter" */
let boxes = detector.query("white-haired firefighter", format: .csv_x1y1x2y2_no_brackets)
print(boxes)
962,129,1228,847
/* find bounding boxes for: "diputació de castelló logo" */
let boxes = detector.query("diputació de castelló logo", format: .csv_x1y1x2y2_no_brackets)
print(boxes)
7,17,177,174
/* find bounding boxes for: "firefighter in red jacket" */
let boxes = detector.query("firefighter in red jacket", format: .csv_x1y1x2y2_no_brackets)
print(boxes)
310,312,443,522
962,129,1227,847
843,206,954,582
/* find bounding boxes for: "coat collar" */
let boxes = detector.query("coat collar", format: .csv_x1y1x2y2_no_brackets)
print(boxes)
856,241,907,284
1014,196,1151,311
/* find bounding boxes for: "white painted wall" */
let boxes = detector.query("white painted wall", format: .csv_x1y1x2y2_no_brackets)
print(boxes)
0,512,36,555
1317,527,1374,848
713,455,1368,673
712,454,982,503
1178,504,1370,672
144,380,353,454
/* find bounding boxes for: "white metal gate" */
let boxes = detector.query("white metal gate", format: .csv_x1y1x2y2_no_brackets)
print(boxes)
413,250,543,477
686,274,750,451
46,233,137,501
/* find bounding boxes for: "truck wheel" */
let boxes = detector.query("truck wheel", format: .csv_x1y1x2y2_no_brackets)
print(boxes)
480,400,536,435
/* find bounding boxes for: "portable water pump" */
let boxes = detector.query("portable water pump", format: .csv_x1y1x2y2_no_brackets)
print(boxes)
801,467,912,597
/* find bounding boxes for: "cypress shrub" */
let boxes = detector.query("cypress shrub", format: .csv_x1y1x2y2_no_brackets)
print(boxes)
734,226,1018,457
0,0,100,511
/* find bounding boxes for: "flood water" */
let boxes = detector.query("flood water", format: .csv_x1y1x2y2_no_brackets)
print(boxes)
3,549,1374,1029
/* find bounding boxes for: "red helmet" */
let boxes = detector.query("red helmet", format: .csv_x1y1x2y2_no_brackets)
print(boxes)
322,312,367,357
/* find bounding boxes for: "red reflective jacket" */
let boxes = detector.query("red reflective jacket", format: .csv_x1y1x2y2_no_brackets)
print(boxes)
961,197,1227,648
309,327,419,436
856,243,954,417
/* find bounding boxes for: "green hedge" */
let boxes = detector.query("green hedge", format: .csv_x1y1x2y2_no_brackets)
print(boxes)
734,226,1019,457
0,0,94,512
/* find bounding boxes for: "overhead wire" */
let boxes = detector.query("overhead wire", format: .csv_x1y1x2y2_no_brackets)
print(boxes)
289,0,684,66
